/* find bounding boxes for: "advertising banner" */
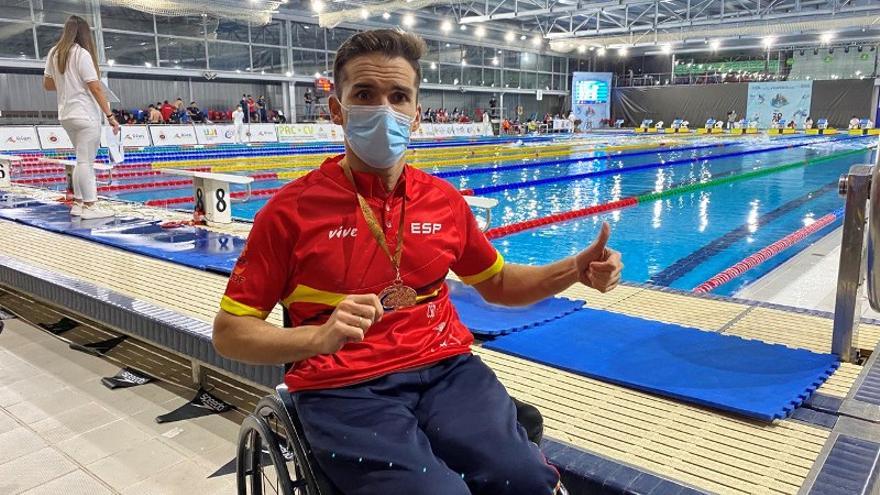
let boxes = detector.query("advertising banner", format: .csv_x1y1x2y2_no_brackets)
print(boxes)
571,72,613,129
36,126,74,149
245,123,278,143
116,125,151,147
746,81,813,128
149,125,198,146
194,124,236,145
0,126,41,151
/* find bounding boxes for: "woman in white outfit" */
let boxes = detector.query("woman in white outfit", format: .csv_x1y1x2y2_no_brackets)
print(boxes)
232,105,246,144
43,15,119,219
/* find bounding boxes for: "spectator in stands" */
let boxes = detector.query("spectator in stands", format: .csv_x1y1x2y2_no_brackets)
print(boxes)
489,95,498,117
804,116,814,129
43,14,119,220
175,97,184,114
258,95,268,123
160,100,174,123
187,101,203,123
458,113,470,123
247,95,257,122
304,88,314,121
240,94,250,123
501,118,512,133
482,109,491,125
232,105,246,144
148,104,162,124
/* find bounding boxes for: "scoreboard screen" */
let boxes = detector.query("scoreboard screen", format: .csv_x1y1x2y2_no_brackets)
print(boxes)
575,80,609,104
315,77,334,96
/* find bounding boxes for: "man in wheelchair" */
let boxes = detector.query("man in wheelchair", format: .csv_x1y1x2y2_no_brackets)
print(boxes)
214,29,623,495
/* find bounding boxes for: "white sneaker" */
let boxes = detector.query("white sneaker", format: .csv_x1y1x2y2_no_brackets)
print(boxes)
80,205,115,220
70,203,83,216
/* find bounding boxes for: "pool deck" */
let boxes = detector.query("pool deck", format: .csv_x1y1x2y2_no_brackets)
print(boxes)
1,191,880,495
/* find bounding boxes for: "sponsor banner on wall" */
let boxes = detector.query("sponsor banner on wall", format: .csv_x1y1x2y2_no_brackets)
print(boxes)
245,123,278,143
195,124,236,145
149,125,198,146
0,126,41,151
481,122,494,136
746,81,813,128
276,124,343,142
36,126,74,149
553,119,573,131
100,125,152,148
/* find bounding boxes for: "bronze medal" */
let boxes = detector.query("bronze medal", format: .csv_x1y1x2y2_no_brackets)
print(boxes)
379,280,418,310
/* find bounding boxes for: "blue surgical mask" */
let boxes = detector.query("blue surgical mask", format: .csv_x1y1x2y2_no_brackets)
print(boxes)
341,104,414,169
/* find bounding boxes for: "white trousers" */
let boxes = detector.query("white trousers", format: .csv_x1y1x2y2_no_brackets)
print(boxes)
60,118,101,202
234,124,246,144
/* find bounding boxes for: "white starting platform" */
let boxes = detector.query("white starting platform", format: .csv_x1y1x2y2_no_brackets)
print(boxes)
161,169,254,224
0,154,24,188
464,195,499,231
44,158,115,191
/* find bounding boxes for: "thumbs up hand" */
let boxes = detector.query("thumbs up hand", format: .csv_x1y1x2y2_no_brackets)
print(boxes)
574,222,624,293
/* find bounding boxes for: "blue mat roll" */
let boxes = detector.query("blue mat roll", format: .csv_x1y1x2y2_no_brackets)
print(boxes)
447,280,584,336
484,308,839,421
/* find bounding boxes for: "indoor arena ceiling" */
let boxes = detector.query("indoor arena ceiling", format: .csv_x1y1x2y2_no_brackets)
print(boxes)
281,0,880,55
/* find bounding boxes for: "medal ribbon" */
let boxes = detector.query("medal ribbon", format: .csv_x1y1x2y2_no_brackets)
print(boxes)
341,163,407,280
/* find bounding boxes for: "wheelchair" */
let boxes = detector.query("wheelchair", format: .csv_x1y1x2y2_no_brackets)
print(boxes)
236,309,548,494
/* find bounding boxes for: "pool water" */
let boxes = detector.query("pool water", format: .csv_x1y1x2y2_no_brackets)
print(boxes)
105,134,873,295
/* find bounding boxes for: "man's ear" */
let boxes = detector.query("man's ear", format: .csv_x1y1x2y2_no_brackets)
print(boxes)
412,103,422,133
329,95,344,126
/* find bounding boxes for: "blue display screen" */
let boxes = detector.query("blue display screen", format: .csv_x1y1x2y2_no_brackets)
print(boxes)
575,80,609,104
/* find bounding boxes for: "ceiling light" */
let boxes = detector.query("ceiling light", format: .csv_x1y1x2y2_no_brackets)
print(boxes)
453,78,459,85
505,31,515,42
762,37,775,49
285,71,292,77
311,0,324,13
618,46,628,57
440,20,452,32
520,35,527,40
107,59,115,66
475,26,485,38
660,44,672,54
360,8,369,19
423,78,427,82
382,12,390,19
461,59,467,66
429,62,437,69
144,62,152,68
709,40,720,51
402,14,415,27
531,35,542,46
460,24,467,31
491,57,499,66
597,47,606,57
577,45,586,53
820,32,834,43
313,72,321,78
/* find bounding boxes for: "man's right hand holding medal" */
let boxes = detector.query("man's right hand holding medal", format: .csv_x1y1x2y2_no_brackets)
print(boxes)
311,294,385,354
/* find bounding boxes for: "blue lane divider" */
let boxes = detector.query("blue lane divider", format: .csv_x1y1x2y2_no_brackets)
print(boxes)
447,280,584,336
484,307,840,422
467,135,865,196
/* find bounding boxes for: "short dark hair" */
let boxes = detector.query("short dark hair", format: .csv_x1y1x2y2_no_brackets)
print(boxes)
333,29,426,99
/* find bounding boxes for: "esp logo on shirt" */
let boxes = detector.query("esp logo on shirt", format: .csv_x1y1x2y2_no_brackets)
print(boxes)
411,222,442,235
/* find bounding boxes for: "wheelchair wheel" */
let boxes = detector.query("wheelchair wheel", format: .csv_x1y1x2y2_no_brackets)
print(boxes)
252,395,334,495
236,414,295,495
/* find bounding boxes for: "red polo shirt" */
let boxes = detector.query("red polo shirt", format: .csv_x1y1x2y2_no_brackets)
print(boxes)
221,155,504,391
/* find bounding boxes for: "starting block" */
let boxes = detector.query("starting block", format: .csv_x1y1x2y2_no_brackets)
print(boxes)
45,159,114,195
806,128,837,135
0,154,24,188
464,195,498,232
161,169,254,225
697,128,723,134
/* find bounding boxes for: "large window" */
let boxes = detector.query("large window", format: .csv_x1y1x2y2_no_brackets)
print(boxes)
100,5,153,33
212,19,249,43
326,27,357,51
421,61,438,84
439,64,460,85
504,69,520,88
1,0,32,21
292,49,325,76
291,22,323,50
35,24,63,58
155,15,204,37
251,19,284,46
158,36,206,69
104,31,156,67
32,0,94,25
439,43,460,63
537,73,551,90
483,68,501,87
208,41,249,72
462,66,481,86
0,21,36,59
252,45,287,74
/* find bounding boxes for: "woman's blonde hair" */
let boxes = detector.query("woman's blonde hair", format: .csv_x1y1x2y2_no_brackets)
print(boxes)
53,15,100,77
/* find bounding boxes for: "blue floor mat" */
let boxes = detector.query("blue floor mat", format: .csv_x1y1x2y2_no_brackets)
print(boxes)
483,308,840,421
447,280,584,336
0,198,244,274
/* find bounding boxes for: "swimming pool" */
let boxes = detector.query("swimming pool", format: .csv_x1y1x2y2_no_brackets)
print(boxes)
19,133,872,296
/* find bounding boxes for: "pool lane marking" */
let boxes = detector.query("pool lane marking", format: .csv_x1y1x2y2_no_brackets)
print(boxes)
483,146,867,240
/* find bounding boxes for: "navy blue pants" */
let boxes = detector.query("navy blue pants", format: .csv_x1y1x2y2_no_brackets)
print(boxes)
293,354,559,495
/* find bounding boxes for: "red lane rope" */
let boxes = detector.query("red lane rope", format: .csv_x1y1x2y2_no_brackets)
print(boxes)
484,197,639,240
692,210,842,294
